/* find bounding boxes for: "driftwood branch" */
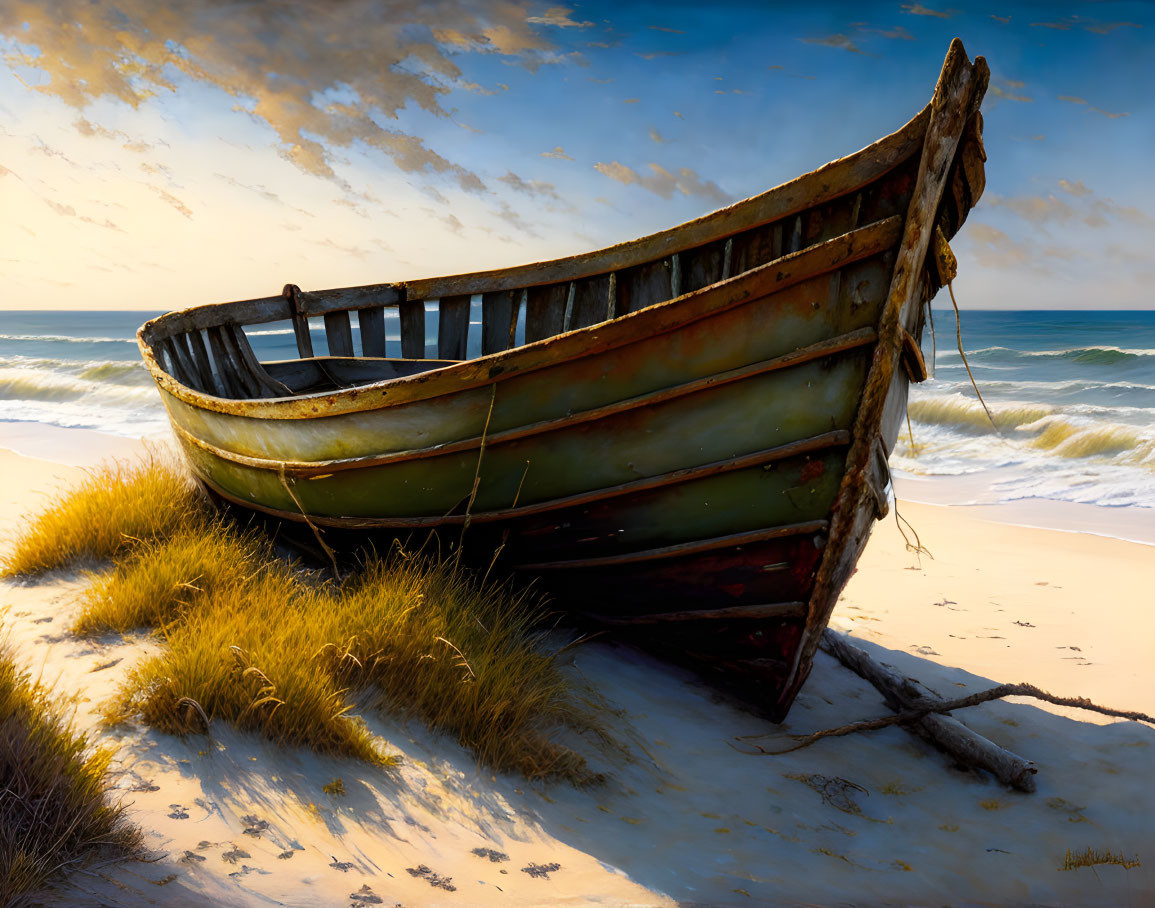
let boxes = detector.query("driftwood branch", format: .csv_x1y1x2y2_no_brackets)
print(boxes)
739,631,1154,793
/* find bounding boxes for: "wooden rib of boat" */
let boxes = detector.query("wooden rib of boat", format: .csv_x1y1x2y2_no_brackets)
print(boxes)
138,40,989,721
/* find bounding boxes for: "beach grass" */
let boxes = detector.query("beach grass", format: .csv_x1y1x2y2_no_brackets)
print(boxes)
0,451,207,577
0,644,141,902
95,541,594,779
19,453,600,781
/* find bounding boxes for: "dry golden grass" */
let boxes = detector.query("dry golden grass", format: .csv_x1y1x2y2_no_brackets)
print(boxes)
95,540,595,780
30,453,601,781
0,644,141,901
0,451,207,577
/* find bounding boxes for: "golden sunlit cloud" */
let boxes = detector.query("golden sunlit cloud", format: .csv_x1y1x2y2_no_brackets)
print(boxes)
593,160,730,204
541,145,575,160
527,7,594,28
990,79,1033,102
0,0,563,196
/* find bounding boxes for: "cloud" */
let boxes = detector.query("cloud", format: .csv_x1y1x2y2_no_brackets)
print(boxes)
801,34,868,55
1031,18,1141,34
1058,179,1092,197
440,213,465,235
989,79,1032,102
871,26,915,41
649,127,671,144
635,51,680,60
901,3,955,18
148,185,194,219
315,238,373,258
492,200,538,237
966,224,1032,269
990,15,1011,24
0,1,568,196
986,182,1153,229
1058,95,1129,118
541,145,575,160
594,160,730,205
497,170,561,200
526,7,594,28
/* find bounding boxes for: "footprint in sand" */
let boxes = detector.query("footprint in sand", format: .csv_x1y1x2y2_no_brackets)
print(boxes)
167,805,190,820
241,814,269,837
221,845,251,864
349,885,384,904
277,850,295,860
471,847,509,863
330,856,355,872
407,865,456,891
521,862,562,880
179,851,206,865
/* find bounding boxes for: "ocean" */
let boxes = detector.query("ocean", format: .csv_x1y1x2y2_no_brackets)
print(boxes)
2,308,1153,521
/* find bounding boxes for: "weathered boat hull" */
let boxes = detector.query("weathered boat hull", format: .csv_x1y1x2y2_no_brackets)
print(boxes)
139,40,989,720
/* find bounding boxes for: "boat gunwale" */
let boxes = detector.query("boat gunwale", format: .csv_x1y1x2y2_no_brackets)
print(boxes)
143,215,902,421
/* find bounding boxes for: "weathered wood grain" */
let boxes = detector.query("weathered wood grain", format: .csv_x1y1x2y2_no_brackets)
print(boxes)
437,294,471,359
399,299,426,359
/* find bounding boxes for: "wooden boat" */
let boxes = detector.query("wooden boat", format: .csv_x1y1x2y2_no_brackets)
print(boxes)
138,40,988,720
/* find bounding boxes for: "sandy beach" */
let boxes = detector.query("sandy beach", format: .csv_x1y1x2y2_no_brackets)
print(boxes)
1,430,1152,907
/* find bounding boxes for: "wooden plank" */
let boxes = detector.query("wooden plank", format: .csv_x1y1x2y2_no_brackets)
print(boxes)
525,283,567,343
295,283,404,317
584,601,808,625
281,284,315,359
156,339,185,385
682,241,725,294
569,274,610,330
606,272,618,319
171,333,207,392
142,295,290,341
399,299,426,359
204,326,245,398
670,253,682,297
516,520,828,571
185,330,218,394
561,282,576,331
438,294,471,359
358,306,387,357
228,325,290,398
730,221,783,276
219,326,262,398
615,259,670,316
323,311,355,358
788,214,803,253
481,290,514,355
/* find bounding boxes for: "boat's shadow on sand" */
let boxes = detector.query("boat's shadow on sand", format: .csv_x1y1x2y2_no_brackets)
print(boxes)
45,635,1154,907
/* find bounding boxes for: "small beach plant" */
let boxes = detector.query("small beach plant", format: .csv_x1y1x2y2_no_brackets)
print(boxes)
0,450,207,577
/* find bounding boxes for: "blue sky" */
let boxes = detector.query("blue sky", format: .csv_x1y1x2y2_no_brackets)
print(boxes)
1,1,1151,310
